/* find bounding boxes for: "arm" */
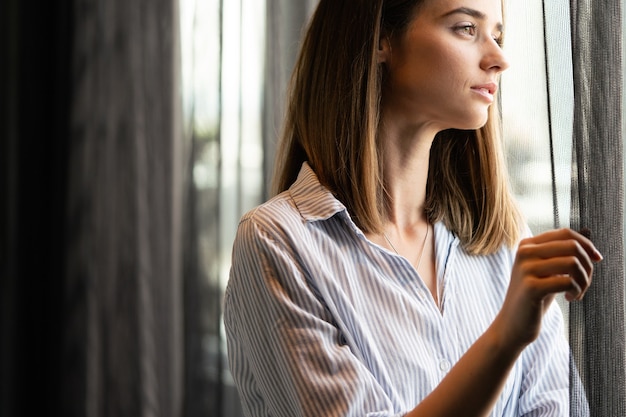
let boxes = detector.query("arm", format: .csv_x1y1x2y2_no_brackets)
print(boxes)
224,218,402,417
226,218,600,417
403,228,601,417
517,301,572,416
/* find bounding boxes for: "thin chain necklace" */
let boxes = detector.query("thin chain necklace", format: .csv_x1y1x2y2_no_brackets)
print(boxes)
383,223,430,271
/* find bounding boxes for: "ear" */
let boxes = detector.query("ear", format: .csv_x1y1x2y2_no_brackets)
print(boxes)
377,35,391,64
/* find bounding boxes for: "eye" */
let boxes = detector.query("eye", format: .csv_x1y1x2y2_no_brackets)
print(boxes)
454,23,477,37
493,35,504,47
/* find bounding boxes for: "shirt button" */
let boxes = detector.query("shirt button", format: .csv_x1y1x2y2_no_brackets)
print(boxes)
439,359,451,372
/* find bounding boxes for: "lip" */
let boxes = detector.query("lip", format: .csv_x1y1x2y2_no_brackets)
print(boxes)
471,82,497,102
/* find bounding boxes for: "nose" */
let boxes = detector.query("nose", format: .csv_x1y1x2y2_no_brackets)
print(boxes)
480,39,510,73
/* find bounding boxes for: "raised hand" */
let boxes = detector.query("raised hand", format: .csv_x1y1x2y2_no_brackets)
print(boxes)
495,228,603,352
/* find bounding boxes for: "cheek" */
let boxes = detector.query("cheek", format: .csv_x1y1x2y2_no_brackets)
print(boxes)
384,42,469,103
421,41,470,76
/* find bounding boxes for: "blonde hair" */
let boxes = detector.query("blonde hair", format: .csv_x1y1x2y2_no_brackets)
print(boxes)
272,0,521,255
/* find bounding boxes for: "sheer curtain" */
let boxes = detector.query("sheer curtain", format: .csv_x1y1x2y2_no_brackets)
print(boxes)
568,0,626,415
504,1,625,415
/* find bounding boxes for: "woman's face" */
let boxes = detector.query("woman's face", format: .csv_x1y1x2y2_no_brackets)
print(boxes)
380,0,508,133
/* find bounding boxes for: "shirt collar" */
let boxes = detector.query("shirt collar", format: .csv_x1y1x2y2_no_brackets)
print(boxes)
288,162,462,265
289,162,347,223
289,162,460,280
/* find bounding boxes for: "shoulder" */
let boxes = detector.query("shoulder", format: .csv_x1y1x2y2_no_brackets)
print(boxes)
235,162,348,249
226,193,313,311
239,191,305,236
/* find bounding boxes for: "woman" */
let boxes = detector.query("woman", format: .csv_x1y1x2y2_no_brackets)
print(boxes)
224,0,601,416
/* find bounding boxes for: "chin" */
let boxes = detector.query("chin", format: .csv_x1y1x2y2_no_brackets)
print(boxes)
461,112,490,130
454,119,488,131
441,108,490,131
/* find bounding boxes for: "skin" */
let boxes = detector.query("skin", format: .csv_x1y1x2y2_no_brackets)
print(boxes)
372,0,511,303
368,0,602,415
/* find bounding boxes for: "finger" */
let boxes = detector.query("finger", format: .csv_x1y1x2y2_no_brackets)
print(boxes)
521,228,603,262
530,275,584,301
526,257,592,296
516,237,595,300
518,240,594,276
521,240,594,275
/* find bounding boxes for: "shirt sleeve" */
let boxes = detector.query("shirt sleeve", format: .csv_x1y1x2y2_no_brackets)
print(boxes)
517,300,584,416
223,216,404,417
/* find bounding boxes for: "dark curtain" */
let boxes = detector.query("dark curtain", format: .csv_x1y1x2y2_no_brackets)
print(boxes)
1,0,73,416
64,0,183,416
568,0,626,416
262,0,319,190
1,0,183,416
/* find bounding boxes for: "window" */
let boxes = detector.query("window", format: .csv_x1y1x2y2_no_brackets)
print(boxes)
180,0,266,415
501,0,574,234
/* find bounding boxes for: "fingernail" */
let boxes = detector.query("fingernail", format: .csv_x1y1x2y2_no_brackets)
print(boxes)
579,228,602,261
594,250,604,262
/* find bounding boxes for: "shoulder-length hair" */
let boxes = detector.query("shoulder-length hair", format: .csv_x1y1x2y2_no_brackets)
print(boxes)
272,0,522,255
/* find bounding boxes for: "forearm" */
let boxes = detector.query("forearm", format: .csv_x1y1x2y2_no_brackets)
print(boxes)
406,321,522,417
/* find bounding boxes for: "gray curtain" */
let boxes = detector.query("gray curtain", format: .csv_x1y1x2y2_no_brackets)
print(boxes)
64,0,183,416
182,2,320,416
568,0,626,416
262,0,319,191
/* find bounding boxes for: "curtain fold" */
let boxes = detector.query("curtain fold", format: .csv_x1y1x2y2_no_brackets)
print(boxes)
568,1,626,415
1,0,73,415
262,0,319,192
181,2,319,415
64,0,183,416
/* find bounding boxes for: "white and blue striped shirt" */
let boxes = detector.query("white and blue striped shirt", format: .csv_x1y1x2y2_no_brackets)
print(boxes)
224,162,572,417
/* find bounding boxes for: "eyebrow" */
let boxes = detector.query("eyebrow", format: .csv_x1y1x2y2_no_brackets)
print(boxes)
442,7,504,31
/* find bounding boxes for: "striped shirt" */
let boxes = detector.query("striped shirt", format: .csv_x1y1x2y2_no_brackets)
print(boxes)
224,162,573,417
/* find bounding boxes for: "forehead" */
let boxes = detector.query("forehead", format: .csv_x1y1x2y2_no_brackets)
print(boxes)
416,0,504,22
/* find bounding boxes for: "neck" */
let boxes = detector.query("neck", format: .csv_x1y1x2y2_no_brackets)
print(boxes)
380,126,435,230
